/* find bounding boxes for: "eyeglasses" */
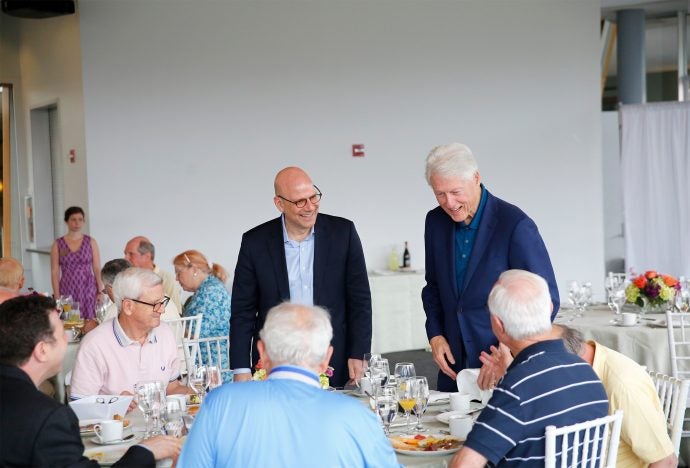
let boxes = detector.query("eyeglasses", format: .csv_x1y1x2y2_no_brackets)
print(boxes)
277,185,322,208
127,296,171,313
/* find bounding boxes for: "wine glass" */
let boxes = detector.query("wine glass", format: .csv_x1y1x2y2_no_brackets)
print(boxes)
608,285,627,315
95,293,111,324
369,358,390,389
396,377,415,433
375,386,398,436
189,365,209,403
163,398,185,437
411,377,430,432
206,365,222,392
394,362,416,380
568,281,592,318
135,380,165,437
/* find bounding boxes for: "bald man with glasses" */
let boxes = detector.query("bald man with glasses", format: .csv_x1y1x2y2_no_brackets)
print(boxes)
70,268,193,400
231,167,372,388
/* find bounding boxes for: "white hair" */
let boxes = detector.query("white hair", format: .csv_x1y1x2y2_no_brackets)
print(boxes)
488,269,552,340
112,267,163,311
259,302,333,368
425,142,479,184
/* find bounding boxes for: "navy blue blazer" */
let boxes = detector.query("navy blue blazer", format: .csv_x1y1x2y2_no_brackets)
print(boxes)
230,214,372,388
422,189,559,391
0,365,154,467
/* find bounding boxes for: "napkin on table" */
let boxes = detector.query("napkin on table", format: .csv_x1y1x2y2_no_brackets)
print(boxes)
456,368,493,404
68,395,133,421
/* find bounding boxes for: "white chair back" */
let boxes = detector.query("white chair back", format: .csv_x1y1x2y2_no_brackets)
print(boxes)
666,311,690,380
544,410,623,468
163,314,203,373
182,335,232,382
649,370,690,453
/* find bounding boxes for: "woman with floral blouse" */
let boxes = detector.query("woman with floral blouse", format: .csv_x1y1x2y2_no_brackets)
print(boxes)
173,249,231,382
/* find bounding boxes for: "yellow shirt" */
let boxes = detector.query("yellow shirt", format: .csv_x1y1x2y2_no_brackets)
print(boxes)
590,341,674,467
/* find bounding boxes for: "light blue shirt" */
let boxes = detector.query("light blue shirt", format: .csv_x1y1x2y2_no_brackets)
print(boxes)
178,365,401,468
281,214,315,306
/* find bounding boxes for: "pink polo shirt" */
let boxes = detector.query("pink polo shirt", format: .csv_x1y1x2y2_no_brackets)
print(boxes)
70,318,180,399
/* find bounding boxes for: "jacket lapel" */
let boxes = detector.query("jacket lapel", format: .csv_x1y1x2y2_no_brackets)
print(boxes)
313,215,329,305
462,190,497,292
268,216,290,300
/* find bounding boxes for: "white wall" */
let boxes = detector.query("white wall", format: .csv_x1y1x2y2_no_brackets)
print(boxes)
79,0,605,299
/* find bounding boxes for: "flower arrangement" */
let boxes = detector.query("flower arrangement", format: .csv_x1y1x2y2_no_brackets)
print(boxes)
625,270,680,308
252,360,334,389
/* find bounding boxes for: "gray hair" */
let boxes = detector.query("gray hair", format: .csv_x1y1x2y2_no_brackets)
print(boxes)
557,325,585,356
137,239,156,261
425,142,479,184
259,302,333,369
112,267,163,311
101,259,131,287
488,269,552,340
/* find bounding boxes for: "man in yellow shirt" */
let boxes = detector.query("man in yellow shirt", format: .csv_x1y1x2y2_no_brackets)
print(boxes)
559,326,676,468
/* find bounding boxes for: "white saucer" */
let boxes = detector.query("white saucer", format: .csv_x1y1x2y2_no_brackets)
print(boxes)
89,435,139,446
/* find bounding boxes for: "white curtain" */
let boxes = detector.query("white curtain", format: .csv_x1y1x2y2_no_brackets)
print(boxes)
620,102,690,278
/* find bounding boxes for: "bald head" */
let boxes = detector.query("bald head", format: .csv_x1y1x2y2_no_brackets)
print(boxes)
274,167,313,196
0,257,24,290
124,236,155,269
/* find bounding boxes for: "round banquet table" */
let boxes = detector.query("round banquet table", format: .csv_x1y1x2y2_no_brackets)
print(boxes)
554,304,671,375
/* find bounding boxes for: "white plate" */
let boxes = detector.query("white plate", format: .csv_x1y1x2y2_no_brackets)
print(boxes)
390,434,463,457
611,320,637,327
84,446,127,466
89,435,139,446
436,402,485,424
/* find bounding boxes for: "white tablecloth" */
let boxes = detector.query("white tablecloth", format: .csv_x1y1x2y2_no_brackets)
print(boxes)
554,305,671,375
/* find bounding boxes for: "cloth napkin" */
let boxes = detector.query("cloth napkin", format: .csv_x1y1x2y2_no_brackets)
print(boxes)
68,395,133,421
456,368,493,404
427,390,451,404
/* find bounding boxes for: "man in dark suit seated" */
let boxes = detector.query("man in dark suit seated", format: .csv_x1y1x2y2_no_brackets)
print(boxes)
421,142,559,391
0,295,181,467
231,166,372,388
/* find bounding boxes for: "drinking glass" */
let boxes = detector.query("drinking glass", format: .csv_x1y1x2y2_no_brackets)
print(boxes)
675,288,690,312
369,358,390,389
189,365,209,403
135,380,165,437
568,281,592,318
608,286,627,315
396,377,415,432
394,362,416,380
163,399,185,437
375,386,398,436
206,366,222,392
95,294,111,323
411,377,430,432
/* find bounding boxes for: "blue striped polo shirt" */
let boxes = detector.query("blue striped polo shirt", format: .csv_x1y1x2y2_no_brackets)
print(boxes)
463,339,609,467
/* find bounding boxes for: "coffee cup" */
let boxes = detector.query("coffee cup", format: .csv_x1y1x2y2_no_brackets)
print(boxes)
621,312,638,326
450,392,471,412
449,415,473,439
94,419,123,443
167,394,187,412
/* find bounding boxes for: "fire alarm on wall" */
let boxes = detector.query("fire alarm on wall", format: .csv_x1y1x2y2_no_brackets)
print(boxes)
352,144,365,157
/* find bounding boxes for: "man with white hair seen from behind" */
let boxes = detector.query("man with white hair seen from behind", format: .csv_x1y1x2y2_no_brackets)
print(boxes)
178,302,400,468
450,270,608,467
70,268,191,399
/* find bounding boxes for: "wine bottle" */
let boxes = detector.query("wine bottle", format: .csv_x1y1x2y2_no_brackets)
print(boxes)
402,241,411,269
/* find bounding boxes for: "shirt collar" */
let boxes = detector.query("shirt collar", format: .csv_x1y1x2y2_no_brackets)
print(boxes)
112,316,158,347
280,214,316,244
461,184,487,229
268,364,322,389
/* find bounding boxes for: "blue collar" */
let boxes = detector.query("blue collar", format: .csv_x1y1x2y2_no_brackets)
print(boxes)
280,214,315,244
462,184,487,229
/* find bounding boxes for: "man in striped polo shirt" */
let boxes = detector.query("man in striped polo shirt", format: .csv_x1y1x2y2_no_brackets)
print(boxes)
451,270,609,467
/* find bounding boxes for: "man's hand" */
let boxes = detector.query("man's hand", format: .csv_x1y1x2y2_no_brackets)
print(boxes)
119,391,137,413
477,343,511,390
347,358,364,384
140,435,183,461
233,372,252,383
430,336,457,380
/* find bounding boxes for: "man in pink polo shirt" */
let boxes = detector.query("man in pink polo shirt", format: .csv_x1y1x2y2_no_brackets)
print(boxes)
70,268,192,399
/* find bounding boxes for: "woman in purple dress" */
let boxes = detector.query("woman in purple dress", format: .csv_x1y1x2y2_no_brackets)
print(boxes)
50,206,103,319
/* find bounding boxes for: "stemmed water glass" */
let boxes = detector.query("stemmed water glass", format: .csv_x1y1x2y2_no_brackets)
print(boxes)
369,358,390,389
163,398,185,437
393,362,416,383
607,285,627,315
568,281,592,318
189,365,209,403
206,365,222,392
396,377,416,433
375,386,398,436
135,380,165,437
411,377,430,432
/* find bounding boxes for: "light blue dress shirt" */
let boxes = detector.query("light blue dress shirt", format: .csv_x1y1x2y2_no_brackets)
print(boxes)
281,214,315,306
178,366,401,468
